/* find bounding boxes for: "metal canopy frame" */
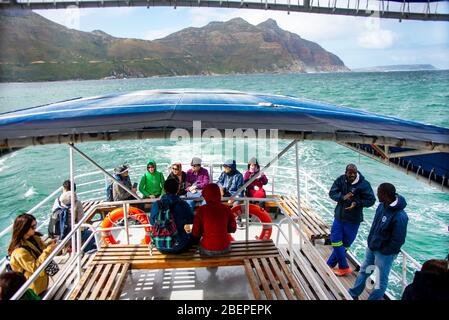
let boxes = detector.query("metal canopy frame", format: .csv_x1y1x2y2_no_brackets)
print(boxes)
1,0,448,21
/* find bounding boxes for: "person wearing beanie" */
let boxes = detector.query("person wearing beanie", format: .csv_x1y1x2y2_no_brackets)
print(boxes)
139,160,165,199
243,157,268,199
192,183,237,256
217,159,244,206
185,157,210,212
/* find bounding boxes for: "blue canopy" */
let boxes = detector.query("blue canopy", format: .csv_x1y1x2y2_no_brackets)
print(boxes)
0,89,448,191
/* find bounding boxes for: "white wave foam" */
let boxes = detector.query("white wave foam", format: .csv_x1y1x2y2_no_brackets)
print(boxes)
24,187,36,198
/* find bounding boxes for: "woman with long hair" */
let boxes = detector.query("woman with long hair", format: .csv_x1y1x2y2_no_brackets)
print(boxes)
167,162,187,196
8,213,57,296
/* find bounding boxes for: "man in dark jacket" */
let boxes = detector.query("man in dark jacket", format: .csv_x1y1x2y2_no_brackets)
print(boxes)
401,259,449,300
327,164,376,276
349,182,408,300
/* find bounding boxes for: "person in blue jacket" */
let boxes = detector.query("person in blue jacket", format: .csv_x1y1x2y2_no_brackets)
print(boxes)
217,159,244,207
327,164,376,276
349,182,409,300
150,179,194,253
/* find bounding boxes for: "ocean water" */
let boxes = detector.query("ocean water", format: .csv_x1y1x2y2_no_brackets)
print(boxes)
0,71,448,299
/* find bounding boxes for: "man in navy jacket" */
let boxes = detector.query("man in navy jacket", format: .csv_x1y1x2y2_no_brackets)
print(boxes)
327,164,376,276
349,182,408,300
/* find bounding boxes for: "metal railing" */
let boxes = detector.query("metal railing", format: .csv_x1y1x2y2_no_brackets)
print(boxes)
2,161,422,300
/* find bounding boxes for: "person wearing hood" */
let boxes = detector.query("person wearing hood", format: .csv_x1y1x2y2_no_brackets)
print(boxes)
139,160,165,199
50,180,96,252
150,179,194,253
349,182,409,300
401,259,449,300
243,157,268,199
112,164,138,201
217,159,244,206
327,164,376,276
192,183,237,256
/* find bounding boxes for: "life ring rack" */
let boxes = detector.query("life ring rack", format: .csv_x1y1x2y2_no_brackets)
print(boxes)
101,206,151,245
231,204,273,240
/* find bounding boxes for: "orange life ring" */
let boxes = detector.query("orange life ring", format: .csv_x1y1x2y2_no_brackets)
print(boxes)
231,204,272,240
101,206,151,245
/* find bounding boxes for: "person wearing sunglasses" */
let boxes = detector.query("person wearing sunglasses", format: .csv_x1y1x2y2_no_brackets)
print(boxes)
139,159,165,199
167,163,187,196
7,213,57,297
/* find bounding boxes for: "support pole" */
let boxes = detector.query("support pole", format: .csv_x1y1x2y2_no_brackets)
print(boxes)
68,143,81,280
295,141,302,250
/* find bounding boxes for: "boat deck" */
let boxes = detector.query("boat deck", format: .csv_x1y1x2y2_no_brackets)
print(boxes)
50,197,374,300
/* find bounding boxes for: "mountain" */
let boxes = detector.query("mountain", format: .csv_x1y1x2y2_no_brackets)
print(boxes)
0,11,349,82
353,64,438,72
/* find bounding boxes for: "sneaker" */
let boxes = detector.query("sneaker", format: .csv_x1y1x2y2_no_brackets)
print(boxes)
333,267,353,277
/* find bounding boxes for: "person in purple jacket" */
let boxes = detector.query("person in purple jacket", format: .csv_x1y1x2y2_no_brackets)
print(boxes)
185,157,210,213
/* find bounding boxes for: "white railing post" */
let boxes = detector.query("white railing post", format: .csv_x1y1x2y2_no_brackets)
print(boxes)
123,203,130,245
245,200,250,241
401,253,407,294
295,141,302,250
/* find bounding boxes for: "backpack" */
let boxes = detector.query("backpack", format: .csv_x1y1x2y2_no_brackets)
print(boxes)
150,199,179,250
106,174,121,201
47,198,71,239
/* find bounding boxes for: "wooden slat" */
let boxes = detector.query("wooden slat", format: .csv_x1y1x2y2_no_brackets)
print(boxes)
88,263,113,300
276,254,307,300
281,197,324,237
51,254,93,300
260,257,284,300
78,264,104,300
98,264,121,300
278,246,328,300
243,259,262,300
278,201,315,239
252,258,273,300
68,264,95,300
268,257,295,300
109,263,130,300
285,195,330,236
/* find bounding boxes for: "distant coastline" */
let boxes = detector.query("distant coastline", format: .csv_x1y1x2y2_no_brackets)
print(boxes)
352,64,439,73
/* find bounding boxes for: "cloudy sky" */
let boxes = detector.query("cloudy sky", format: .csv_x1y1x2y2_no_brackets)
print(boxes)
35,6,449,69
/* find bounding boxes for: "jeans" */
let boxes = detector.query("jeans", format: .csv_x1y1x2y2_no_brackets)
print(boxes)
349,247,397,300
186,191,206,213
199,246,231,256
327,219,360,269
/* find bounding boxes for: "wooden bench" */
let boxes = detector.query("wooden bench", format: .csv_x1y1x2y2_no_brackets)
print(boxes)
91,240,279,269
279,244,353,300
277,195,331,244
244,256,305,300
68,263,130,300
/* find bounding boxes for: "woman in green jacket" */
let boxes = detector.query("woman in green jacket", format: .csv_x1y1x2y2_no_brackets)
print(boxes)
139,159,165,198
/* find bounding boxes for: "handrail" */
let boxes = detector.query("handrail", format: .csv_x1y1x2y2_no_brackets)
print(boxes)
3,160,422,300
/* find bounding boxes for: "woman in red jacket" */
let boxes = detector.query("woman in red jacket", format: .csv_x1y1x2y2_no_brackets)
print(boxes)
192,183,237,255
